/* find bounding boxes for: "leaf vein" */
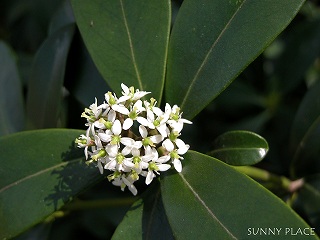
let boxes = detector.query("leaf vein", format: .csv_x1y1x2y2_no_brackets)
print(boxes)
180,0,247,109
0,159,80,194
120,0,143,90
179,173,237,239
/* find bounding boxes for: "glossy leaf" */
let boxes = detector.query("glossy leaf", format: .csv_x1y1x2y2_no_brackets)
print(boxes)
290,81,320,177
209,130,269,166
0,129,104,239
112,181,173,240
165,0,305,119
71,0,171,101
26,24,75,129
161,151,316,239
0,41,25,136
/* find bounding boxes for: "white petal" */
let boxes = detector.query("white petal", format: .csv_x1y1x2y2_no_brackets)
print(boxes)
147,109,154,122
106,144,118,157
173,159,182,172
132,148,140,157
149,135,163,144
123,118,133,130
97,161,104,174
152,107,163,116
137,117,150,128
165,103,172,113
112,119,122,135
98,133,112,143
133,91,150,100
118,95,131,103
113,104,130,115
121,83,129,95
121,137,134,146
105,159,116,170
122,146,132,156
158,164,171,172
157,125,168,137
123,159,134,168
157,155,171,163
146,171,155,185
163,139,175,152
177,140,190,155
138,124,148,138
108,109,116,122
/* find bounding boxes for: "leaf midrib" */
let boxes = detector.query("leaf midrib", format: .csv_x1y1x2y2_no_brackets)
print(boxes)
0,159,80,194
119,0,143,90
180,0,247,110
179,172,237,239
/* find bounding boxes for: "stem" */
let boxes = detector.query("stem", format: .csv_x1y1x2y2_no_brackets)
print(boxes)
232,166,303,193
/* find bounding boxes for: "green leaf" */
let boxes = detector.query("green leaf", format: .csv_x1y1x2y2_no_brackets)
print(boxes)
209,130,269,166
165,0,306,119
48,0,75,35
71,0,171,101
26,24,75,129
112,181,173,240
0,41,25,136
161,151,317,239
274,18,320,94
290,81,320,177
292,175,320,230
0,129,104,239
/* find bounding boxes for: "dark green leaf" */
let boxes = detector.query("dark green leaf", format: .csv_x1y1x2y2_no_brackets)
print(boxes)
165,0,306,119
71,0,171,101
161,151,316,239
290,81,320,177
48,0,75,35
292,175,320,234
275,18,320,94
26,24,75,129
209,130,269,166
112,181,173,240
0,129,104,239
0,41,25,136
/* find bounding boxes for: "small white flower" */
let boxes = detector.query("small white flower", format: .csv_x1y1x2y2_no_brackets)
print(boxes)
123,100,145,130
76,83,192,195
112,174,138,196
162,138,189,172
121,83,150,101
105,91,130,115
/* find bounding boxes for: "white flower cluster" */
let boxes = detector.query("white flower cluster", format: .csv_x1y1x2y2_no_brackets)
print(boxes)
75,83,192,195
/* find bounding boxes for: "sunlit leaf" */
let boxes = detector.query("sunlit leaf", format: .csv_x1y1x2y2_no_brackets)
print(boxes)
161,151,316,239
166,0,306,119
209,130,269,166
71,0,171,102
0,129,103,239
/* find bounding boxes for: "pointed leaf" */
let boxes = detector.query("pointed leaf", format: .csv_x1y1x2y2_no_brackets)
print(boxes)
112,181,173,240
161,151,316,239
0,41,25,136
26,24,75,129
290,81,320,177
209,130,268,166
0,129,103,239
166,0,305,119
71,0,171,101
